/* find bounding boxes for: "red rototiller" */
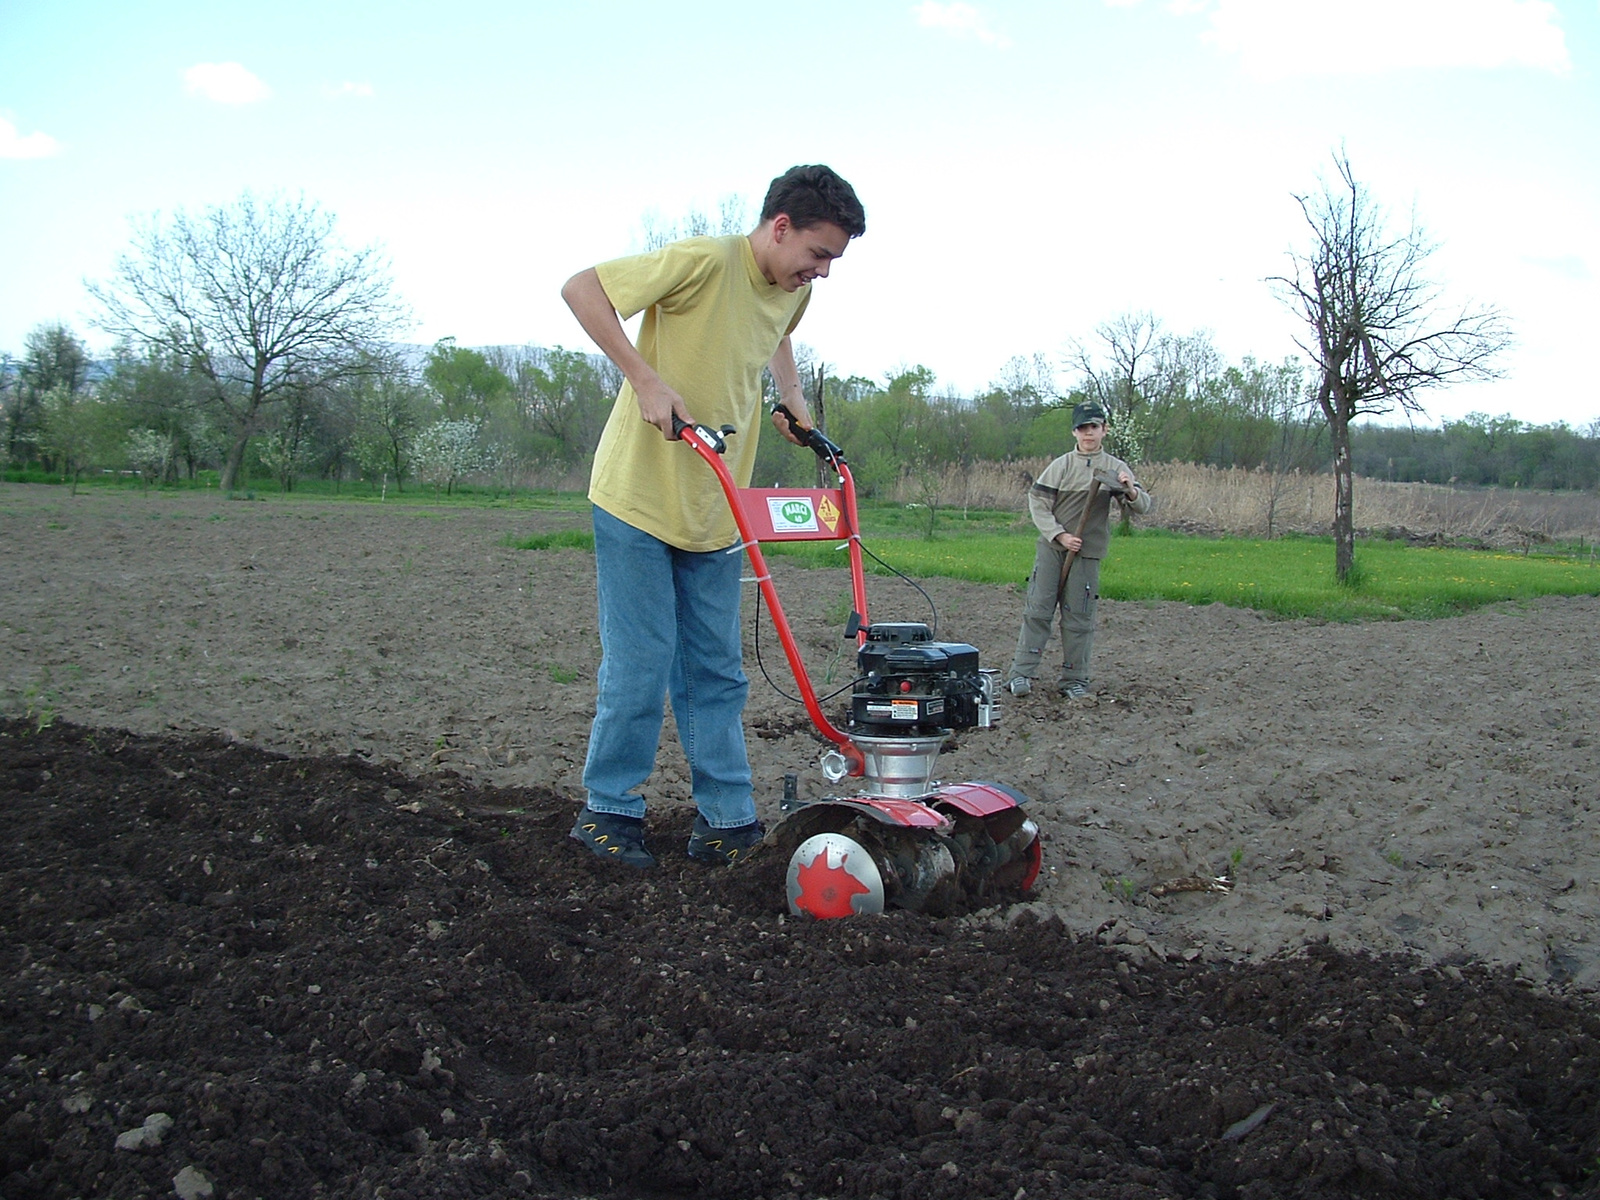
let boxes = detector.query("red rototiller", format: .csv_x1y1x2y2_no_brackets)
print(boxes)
675,409,1042,919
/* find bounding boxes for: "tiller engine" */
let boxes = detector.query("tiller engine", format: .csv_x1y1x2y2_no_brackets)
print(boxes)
676,410,1042,919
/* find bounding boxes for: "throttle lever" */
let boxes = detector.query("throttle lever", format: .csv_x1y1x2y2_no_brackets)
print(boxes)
671,415,736,454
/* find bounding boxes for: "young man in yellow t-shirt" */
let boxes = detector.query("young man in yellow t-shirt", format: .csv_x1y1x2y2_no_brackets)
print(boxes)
560,165,866,868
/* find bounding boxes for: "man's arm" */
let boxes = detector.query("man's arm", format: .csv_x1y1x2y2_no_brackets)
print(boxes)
560,267,688,438
765,336,813,446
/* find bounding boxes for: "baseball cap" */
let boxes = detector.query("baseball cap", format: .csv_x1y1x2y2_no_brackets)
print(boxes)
1072,401,1107,429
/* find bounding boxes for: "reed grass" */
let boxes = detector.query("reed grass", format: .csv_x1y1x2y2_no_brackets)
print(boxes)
885,459,1600,550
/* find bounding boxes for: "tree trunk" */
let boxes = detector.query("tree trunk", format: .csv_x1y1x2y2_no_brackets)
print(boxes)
811,363,828,491
1331,415,1355,583
221,432,249,492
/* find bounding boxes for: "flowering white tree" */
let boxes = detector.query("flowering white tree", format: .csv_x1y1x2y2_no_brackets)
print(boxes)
410,419,483,494
125,428,171,491
256,427,314,492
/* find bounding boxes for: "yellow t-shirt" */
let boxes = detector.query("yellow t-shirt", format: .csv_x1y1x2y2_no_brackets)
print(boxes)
587,234,811,552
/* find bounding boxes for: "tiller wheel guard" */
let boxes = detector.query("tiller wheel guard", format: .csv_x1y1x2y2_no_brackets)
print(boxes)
676,413,1041,918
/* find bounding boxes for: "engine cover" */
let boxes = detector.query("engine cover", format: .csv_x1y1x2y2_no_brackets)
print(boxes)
850,622,986,733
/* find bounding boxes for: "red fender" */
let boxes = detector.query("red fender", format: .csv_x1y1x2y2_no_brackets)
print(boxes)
929,780,1030,818
931,780,1043,892
794,796,952,832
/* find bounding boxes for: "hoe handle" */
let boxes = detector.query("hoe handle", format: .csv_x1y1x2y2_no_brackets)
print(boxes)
1056,478,1100,606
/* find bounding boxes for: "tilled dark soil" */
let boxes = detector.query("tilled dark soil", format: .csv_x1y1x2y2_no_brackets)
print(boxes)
5,717,1600,1200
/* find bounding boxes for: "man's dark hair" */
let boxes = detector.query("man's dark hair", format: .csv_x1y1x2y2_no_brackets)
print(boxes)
760,165,866,238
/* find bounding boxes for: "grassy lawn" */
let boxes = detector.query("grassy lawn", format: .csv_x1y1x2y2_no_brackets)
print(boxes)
1104,530,1600,620
499,502,1600,621
762,513,1600,621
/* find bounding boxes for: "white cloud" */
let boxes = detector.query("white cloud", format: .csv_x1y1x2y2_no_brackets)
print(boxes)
1200,0,1570,78
325,81,376,99
182,62,272,104
0,115,60,159
914,2,1013,48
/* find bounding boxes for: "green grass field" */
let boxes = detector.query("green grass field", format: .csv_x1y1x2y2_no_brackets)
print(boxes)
760,515,1600,622
496,501,1600,622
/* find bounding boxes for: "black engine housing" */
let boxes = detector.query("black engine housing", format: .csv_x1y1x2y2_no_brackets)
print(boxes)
849,623,985,733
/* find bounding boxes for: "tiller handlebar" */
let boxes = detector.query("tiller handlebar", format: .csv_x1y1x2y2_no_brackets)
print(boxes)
673,411,867,779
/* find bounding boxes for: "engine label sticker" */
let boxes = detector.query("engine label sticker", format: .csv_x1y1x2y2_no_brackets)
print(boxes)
768,497,819,533
890,700,919,721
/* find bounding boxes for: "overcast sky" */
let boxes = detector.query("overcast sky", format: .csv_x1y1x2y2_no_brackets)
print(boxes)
2,0,1596,426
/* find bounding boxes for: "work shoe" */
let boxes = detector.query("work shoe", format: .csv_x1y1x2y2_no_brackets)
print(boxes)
1059,681,1089,701
569,808,656,869
687,815,765,865
1007,676,1032,697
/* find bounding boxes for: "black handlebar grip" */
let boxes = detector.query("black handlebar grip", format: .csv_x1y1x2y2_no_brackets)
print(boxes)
773,403,846,462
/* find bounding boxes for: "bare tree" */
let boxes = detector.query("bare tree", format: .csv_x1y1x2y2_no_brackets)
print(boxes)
637,194,751,252
88,192,409,491
1272,151,1511,582
809,359,828,488
1065,311,1162,427
1254,362,1324,538
1065,314,1222,464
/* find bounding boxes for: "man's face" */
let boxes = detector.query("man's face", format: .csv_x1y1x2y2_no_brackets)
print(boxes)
765,216,850,292
1073,421,1105,453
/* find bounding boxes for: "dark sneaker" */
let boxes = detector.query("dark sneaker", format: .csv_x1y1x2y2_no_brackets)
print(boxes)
569,808,656,868
687,815,765,865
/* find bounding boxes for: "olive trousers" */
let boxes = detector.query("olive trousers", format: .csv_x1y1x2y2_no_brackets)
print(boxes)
1008,539,1101,689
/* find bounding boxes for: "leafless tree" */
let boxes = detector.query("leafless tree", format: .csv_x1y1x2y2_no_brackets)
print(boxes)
1066,314,1226,466
808,359,829,488
1064,311,1162,425
1272,151,1511,582
88,193,409,491
638,194,750,252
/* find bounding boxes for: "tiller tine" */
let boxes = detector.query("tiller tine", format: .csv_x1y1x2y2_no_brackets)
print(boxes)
778,784,1040,919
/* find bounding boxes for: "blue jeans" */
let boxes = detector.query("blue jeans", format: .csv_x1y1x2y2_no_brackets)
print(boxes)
582,505,755,828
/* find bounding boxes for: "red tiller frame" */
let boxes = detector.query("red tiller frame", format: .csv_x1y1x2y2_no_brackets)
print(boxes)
678,423,868,779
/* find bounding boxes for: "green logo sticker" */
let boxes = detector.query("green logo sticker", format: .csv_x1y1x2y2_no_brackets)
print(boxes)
767,495,820,533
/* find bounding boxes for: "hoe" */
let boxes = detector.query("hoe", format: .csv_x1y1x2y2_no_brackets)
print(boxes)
676,409,1042,919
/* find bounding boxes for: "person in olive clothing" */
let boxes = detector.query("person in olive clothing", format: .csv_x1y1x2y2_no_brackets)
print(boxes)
1007,400,1151,700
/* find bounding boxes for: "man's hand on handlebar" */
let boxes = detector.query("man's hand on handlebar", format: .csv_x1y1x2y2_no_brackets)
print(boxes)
635,378,692,439
770,402,813,447
773,403,846,462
